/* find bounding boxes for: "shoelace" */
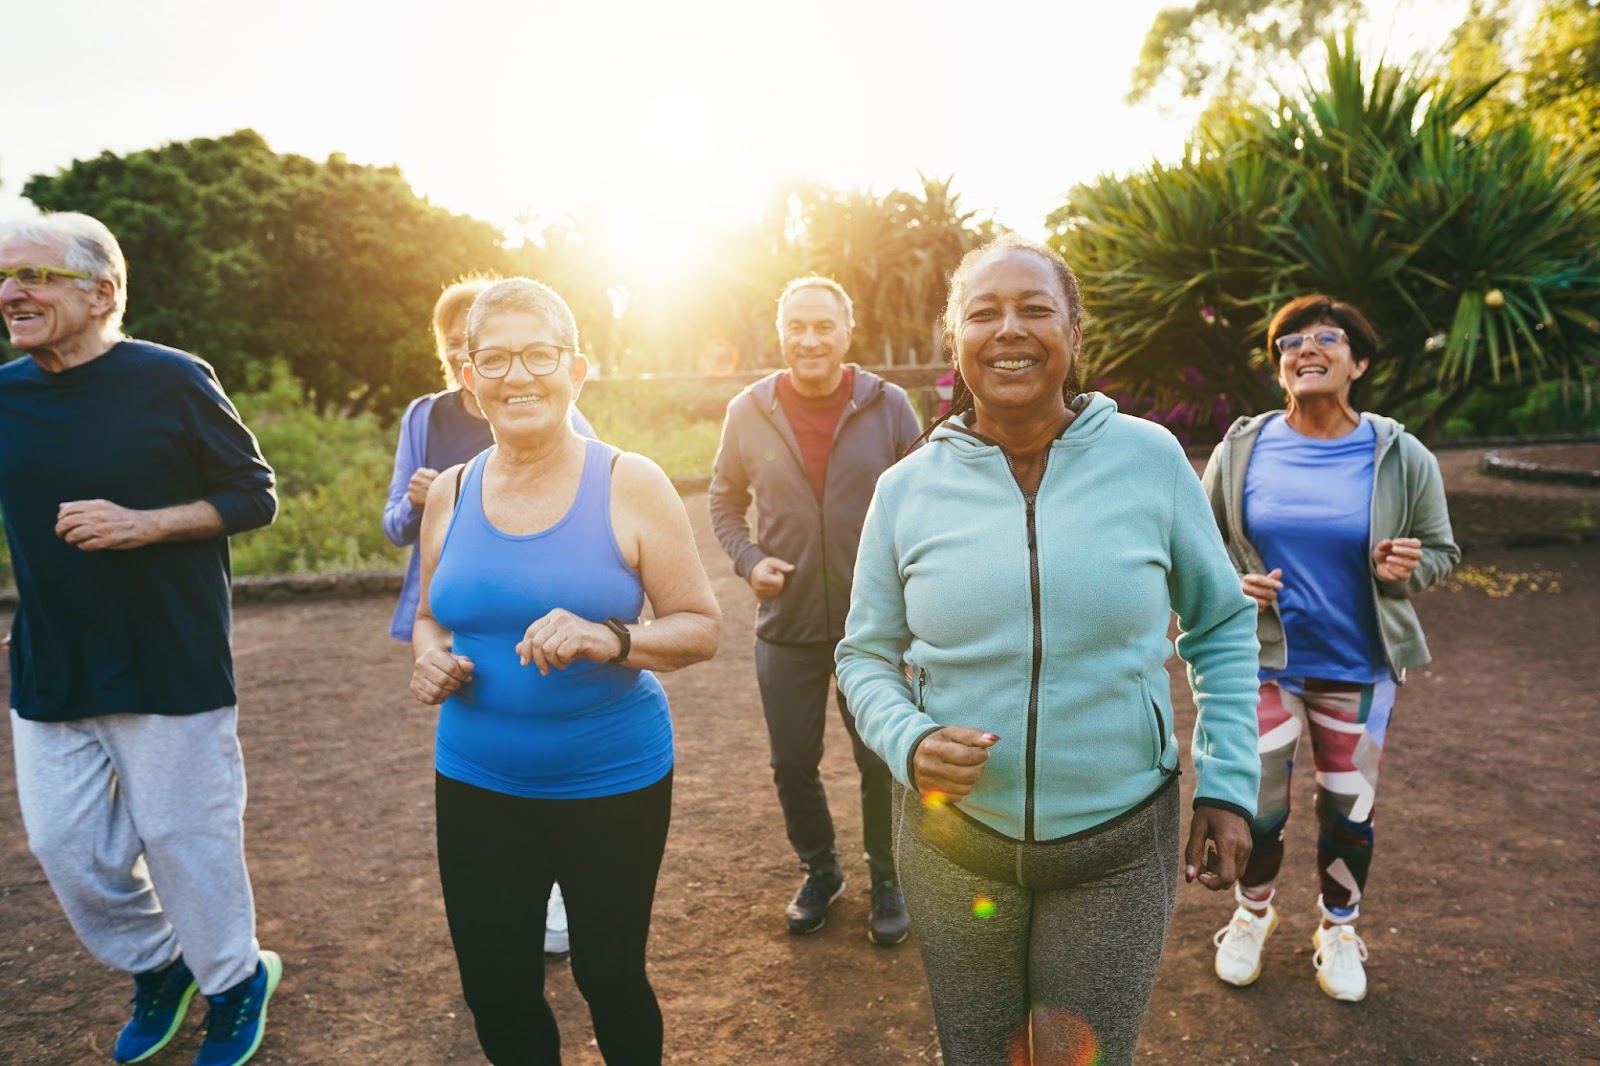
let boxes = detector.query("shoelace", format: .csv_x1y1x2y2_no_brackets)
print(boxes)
1212,910,1267,953
871,881,902,910
1313,927,1368,972
129,970,184,1020
200,988,259,1040
796,869,838,905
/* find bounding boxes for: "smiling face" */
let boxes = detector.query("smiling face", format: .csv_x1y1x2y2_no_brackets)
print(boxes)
953,249,1079,433
778,286,851,397
460,311,587,443
0,234,116,358
1276,318,1367,406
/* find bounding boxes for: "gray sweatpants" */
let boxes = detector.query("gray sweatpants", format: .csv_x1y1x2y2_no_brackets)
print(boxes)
895,779,1180,1066
11,707,260,995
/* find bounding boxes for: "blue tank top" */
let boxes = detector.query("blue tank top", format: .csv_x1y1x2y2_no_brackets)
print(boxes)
429,439,673,798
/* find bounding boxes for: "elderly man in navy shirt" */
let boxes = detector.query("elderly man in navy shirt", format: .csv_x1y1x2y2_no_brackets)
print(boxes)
0,213,281,1066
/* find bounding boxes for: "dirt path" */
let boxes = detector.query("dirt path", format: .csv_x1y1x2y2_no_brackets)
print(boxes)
2,498,1597,1065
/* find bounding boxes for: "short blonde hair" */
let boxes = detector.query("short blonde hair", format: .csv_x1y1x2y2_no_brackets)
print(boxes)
431,275,498,379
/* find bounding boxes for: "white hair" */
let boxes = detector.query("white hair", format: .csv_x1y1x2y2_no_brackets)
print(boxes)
776,275,854,330
1,212,128,331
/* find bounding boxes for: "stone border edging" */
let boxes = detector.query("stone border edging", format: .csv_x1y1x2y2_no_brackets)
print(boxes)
1480,451,1600,488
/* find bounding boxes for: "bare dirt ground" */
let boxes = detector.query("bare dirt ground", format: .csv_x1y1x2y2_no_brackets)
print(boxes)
2,465,1598,1065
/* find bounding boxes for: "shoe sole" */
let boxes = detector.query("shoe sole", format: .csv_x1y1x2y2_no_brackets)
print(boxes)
1316,972,1368,1002
785,879,847,935
217,950,283,1066
1215,909,1279,988
117,981,199,1064
868,927,909,947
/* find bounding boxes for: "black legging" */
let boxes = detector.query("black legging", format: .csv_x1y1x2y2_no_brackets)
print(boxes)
435,770,673,1066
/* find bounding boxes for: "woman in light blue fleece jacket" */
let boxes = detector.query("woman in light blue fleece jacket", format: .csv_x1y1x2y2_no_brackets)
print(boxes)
836,238,1261,1066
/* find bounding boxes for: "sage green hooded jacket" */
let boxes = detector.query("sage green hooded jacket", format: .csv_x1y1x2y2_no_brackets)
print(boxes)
1200,412,1460,680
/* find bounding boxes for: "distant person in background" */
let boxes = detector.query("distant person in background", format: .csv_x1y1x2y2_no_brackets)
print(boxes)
409,277,720,1065
709,275,922,944
0,212,281,1066
383,275,595,960
1202,295,1459,1002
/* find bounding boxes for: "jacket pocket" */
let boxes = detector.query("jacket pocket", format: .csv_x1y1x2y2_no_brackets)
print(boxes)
915,667,930,714
1140,675,1173,773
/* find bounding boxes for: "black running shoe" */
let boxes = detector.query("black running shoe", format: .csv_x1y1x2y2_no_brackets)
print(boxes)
785,861,846,934
868,878,911,946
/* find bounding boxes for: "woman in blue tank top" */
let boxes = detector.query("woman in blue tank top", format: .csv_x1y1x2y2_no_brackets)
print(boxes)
407,277,721,1066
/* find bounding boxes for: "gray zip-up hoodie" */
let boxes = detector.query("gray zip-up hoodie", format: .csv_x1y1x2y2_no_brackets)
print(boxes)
1201,412,1460,680
709,367,922,645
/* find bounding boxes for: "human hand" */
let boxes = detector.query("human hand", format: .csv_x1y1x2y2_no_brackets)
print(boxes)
1241,569,1283,611
748,556,795,600
912,727,1000,800
56,500,156,551
517,609,620,675
1183,806,1252,891
411,648,474,705
407,467,440,508
1373,538,1422,583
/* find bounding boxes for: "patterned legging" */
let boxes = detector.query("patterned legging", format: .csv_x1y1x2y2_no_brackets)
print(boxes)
1242,676,1397,916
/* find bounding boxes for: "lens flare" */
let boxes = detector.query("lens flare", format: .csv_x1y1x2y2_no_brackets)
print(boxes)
921,789,950,810
972,895,997,919
1007,1008,1101,1066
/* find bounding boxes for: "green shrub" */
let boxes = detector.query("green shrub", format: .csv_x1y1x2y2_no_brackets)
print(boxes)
231,367,404,574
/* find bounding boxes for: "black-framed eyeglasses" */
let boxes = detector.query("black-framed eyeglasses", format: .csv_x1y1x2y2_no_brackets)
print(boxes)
467,344,573,379
1275,327,1347,356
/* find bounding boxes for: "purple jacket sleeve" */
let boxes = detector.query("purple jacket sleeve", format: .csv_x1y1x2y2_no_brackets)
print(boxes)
383,395,433,548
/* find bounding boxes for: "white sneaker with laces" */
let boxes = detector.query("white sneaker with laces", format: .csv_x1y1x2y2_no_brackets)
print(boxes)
1312,923,1368,1001
1212,904,1278,986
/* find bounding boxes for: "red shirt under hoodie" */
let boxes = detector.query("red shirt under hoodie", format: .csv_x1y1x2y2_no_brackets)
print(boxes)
776,366,855,501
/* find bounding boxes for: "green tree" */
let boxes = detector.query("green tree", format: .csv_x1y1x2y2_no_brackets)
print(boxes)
1059,33,1600,440
1129,0,1362,104
22,130,511,415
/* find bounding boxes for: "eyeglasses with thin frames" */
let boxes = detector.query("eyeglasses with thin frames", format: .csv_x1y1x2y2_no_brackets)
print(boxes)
0,265,93,290
1275,327,1347,356
467,344,573,379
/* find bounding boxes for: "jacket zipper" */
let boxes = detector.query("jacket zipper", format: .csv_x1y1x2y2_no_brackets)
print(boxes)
1002,449,1049,843
765,387,877,636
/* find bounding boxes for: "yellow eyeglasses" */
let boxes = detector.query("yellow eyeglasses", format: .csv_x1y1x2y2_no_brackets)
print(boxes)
0,265,93,289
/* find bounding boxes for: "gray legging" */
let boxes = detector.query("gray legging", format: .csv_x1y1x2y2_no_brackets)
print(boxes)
895,778,1180,1066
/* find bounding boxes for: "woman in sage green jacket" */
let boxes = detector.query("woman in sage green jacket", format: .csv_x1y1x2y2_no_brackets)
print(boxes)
1200,294,1459,1004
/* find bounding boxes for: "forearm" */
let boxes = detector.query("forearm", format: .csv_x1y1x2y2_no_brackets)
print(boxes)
412,613,455,660
146,500,228,542
616,611,720,673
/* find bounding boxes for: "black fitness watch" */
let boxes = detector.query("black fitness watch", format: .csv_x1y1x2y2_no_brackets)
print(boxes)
603,618,631,664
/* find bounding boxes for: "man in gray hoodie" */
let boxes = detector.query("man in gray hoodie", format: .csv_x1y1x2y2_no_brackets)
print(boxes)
709,276,922,945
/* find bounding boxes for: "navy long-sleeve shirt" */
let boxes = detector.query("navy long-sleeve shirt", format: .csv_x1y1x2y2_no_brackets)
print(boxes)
0,340,278,721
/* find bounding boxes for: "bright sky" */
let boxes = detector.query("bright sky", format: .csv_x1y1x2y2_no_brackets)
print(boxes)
1,0,1469,275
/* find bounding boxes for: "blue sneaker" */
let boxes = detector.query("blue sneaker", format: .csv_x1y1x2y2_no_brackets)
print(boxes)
193,951,282,1066
115,956,199,1063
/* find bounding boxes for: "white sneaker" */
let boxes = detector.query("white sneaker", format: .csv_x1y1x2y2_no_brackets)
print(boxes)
1212,904,1278,986
1312,923,1368,1001
544,884,570,959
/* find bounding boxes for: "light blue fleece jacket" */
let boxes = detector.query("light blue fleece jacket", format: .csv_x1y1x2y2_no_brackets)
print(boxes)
835,394,1262,841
